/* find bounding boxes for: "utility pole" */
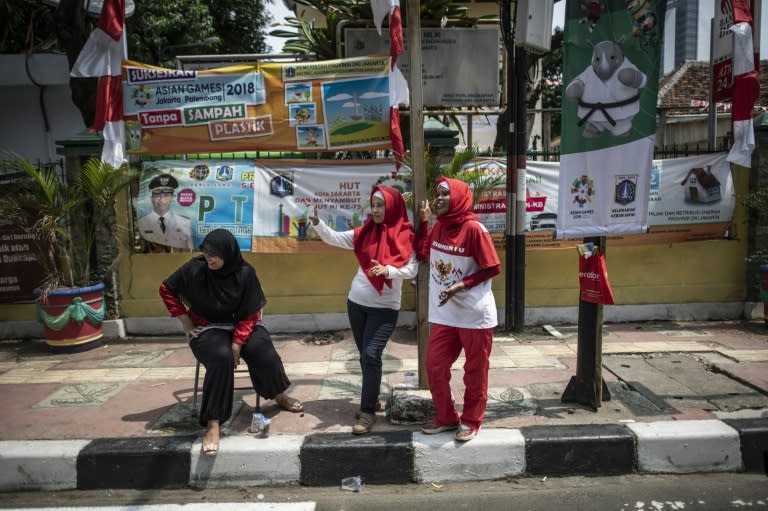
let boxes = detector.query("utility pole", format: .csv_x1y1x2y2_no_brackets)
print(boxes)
502,0,526,332
406,0,428,389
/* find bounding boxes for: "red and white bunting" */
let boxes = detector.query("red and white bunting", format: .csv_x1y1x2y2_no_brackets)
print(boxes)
70,0,126,168
726,0,760,168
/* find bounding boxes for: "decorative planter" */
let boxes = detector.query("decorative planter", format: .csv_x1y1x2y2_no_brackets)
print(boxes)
34,282,106,353
760,265,768,325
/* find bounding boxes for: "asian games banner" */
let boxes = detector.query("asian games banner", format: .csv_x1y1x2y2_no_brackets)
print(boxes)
122,56,393,155
556,0,665,238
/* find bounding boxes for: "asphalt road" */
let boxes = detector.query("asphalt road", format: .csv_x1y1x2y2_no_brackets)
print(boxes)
1,473,766,510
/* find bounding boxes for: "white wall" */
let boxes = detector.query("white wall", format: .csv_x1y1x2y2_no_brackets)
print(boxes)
0,54,86,163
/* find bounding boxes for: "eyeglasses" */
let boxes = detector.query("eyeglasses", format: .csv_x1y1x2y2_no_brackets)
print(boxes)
201,247,221,258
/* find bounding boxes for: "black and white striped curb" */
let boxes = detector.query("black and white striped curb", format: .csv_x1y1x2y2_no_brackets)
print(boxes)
2,419,766,491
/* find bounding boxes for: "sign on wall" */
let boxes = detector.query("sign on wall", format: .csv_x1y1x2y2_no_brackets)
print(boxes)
470,153,734,249
135,160,256,251
133,154,734,255
122,56,393,155
344,27,501,106
0,222,43,302
134,160,410,254
251,160,411,253
712,0,736,101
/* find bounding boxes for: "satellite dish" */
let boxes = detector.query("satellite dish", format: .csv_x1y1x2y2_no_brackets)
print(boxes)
42,0,136,18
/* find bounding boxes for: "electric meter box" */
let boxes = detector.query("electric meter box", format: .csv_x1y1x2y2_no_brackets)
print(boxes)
514,0,555,53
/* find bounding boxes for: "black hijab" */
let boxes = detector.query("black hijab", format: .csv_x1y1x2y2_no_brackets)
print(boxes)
163,229,266,323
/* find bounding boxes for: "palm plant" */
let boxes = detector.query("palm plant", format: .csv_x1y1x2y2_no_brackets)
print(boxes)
0,153,137,297
402,146,506,210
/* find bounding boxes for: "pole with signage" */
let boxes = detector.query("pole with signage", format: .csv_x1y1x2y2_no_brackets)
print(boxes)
562,236,611,411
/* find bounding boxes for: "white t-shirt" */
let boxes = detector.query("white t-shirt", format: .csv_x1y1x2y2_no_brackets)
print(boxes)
425,220,498,329
312,220,418,310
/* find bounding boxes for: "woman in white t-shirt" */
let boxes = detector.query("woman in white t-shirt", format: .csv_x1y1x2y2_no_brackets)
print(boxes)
416,177,500,442
310,186,417,434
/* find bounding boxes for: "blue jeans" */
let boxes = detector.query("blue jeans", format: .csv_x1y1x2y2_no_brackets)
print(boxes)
347,300,398,414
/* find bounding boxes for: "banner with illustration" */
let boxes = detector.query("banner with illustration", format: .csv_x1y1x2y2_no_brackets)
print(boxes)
133,155,733,255
134,160,256,251
557,0,665,238
250,160,411,253
469,153,734,249
122,56,393,155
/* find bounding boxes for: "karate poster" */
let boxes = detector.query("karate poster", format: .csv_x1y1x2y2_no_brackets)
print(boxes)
557,0,665,238
122,56,393,155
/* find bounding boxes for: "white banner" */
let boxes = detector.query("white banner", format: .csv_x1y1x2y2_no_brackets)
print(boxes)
647,153,735,225
556,138,654,238
250,160,411,252
470,153,734,234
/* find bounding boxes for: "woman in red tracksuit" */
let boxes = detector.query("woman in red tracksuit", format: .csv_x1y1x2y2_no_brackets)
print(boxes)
416,177,500,442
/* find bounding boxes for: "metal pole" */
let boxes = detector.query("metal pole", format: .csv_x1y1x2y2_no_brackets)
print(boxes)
512,44,527,332
503,0,526,333
503,0,516,331
561,236,611,411
406,0,428,390
707,17,717,149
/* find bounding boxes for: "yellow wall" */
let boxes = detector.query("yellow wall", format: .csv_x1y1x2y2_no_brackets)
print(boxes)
0,164,750,322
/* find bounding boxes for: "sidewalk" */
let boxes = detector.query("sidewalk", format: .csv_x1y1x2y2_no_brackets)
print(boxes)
0,320,766,491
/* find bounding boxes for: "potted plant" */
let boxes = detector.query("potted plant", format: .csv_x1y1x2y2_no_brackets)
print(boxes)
743,184,768,325
0,153,137,352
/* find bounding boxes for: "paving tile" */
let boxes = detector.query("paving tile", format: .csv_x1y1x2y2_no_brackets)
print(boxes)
33,383,127,408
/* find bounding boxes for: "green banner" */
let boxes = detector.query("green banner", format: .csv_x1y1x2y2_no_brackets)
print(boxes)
561,0,665,155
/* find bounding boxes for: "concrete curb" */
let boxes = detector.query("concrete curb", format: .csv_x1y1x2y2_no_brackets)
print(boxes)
1,302,758,340
627,420,743,474
1,419,765,491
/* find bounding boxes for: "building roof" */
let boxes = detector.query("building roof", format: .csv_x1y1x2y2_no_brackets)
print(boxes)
680,167,721,189
658,60,768,116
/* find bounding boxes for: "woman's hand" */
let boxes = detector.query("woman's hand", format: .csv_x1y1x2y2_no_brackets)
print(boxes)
308,206,319,226
178,314,197,341
419,200,432,223
438,281,465,306
231,343,242,367
369,259,389,277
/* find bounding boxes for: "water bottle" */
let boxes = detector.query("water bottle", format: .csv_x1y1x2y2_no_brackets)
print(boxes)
250,412,272,437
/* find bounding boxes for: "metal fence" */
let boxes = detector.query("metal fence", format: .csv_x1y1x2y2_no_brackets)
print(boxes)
526,139,732,162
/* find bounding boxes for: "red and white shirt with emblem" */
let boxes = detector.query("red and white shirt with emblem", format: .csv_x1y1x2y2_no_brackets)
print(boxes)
417,219,500,329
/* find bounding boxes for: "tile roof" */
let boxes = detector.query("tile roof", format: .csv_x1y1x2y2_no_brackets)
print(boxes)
658,60,768,116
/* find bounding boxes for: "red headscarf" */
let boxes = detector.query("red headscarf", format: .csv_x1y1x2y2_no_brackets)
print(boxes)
353,186,415,293
434,177,479,231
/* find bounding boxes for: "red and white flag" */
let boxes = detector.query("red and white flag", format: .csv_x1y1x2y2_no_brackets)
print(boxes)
726,0,759,168
71,0,126,168
372,0,407,172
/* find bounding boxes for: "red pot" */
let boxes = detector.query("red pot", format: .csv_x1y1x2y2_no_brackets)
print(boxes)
34,283,106,353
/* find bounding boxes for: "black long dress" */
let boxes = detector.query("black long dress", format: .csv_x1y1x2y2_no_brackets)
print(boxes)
160,229,291,427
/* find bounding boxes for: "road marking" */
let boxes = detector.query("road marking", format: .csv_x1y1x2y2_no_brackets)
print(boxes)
4,503,316,511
